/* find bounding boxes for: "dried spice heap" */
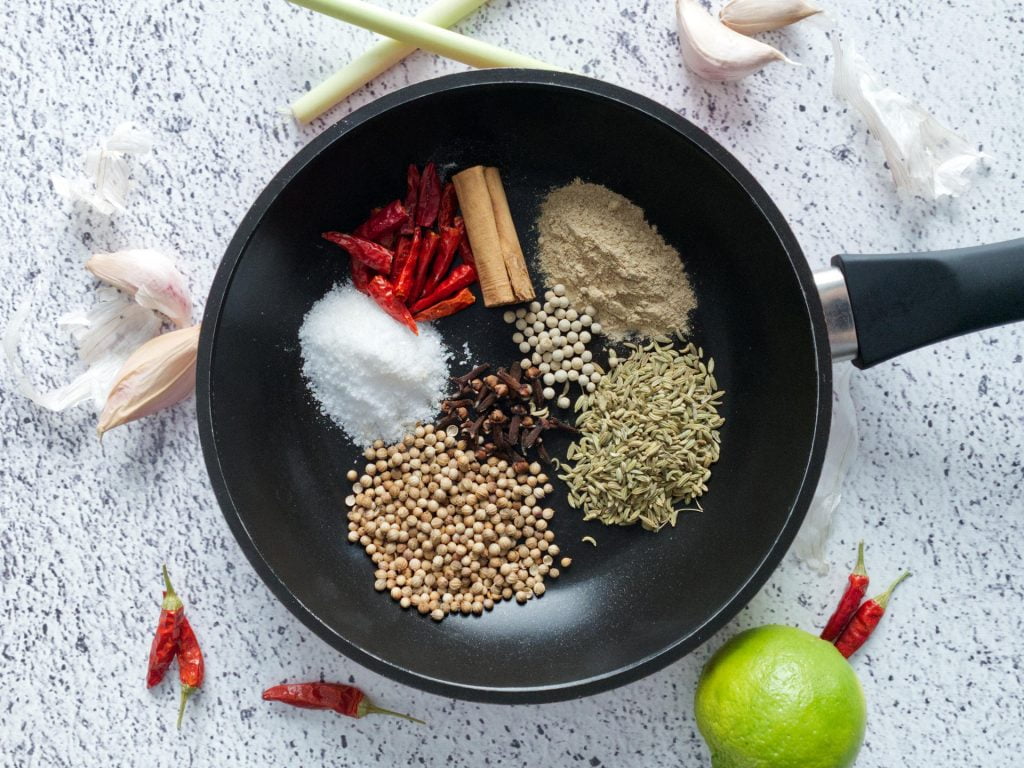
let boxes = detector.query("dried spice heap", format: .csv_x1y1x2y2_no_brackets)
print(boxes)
559,336,725,531
439,362,579,465
537,180,697,340
345,424,570,620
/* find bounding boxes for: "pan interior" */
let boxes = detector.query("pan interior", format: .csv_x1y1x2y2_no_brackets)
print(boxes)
202,76,824,700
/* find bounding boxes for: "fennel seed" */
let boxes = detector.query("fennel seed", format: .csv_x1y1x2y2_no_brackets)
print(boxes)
558,336,725,532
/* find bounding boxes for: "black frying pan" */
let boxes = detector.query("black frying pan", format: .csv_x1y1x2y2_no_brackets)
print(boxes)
197,70,1024,703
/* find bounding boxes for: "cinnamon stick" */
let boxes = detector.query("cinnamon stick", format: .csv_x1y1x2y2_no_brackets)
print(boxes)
452,166,515,306
452,165,535,306
483,167,534,302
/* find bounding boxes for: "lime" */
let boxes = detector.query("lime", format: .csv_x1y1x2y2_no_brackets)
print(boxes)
694,625,866,768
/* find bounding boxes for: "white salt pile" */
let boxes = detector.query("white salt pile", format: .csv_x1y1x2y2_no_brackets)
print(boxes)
299,284,451,446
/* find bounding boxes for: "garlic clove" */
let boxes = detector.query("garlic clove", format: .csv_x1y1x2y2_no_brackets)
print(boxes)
720,0,822,35
676,0,795,81
86,249,193,328
97,324,200,435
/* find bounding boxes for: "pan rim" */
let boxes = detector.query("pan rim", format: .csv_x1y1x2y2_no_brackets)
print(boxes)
197,69,833,704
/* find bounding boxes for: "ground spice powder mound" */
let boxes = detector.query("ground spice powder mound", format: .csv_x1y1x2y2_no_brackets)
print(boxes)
536,180,696,340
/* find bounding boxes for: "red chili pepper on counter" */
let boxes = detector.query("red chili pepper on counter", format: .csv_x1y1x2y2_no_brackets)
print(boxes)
175,616,205,729
394,227,421,301
413,288,476,322
820,541,869,642
322,232,394,274
410,230,440,303
147,565,183,688
401,164,420,235
353,199,409,243
421,221,465,298
415,162,442,228
410,264,477,314
833,571,910,659
263,682,425,724
367,275,418,334
438,181,457,228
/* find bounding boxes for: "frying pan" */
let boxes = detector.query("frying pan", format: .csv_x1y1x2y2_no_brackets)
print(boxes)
197,70,1024,703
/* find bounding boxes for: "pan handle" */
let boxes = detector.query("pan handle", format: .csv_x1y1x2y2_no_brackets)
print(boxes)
824,238,1024,368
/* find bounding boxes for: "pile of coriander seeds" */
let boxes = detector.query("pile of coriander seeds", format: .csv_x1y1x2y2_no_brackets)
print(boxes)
345,423,571,621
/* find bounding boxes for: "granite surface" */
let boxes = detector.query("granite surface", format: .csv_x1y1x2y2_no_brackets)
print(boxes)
1,0,1022,765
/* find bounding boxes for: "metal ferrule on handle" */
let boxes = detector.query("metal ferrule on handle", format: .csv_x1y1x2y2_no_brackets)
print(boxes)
816,238,1024,369
813,268,858,364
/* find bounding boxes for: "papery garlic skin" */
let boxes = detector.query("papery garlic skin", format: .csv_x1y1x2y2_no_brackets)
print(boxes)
4,286,162,413
51,121,153,215
720,0,821,35
86,249,193,328
832,36,987,199
97,324,200,435
676,0,794,81
792,364,857,574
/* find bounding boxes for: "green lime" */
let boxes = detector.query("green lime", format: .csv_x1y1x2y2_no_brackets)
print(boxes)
695,625,866,768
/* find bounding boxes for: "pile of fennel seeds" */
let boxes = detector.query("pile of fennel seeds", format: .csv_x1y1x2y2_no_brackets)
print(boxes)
558,336,724,532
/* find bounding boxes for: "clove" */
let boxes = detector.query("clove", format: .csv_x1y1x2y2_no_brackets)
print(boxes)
453,363,489,385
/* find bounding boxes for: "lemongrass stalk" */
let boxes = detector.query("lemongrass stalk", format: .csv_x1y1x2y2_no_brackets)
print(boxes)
291,0,491,123
289,0,566,72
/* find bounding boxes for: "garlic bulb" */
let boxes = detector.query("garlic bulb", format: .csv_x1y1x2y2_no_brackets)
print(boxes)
720,0,821,35
97,324,200,435
86,249,193,328
676,0,794,81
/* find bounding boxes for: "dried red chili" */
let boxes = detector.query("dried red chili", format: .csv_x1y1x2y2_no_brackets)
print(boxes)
147,565,183,688
457,223,475,267
353,199,409,243
438,182,457,228
262,682,424,723
413,288,476,321
410,230,440,302
410,264,477,314
820,541,869,642
421,221,465,298
389,235,412,282
350,259,372,292
415,162,442,228
322,232,394,274
367,275,418,335
394,227,421,301
401,164,420,235
833,571,910,659
175,616,205,729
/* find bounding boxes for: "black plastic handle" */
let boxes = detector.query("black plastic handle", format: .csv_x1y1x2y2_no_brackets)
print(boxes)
832,238,1024,368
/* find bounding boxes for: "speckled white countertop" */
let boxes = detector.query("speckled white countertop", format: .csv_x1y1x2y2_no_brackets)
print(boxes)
1,0,1022,765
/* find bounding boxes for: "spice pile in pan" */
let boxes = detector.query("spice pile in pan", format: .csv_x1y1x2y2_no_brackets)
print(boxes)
537,180,697,340
503,284,604,408
439,361,579,464
299,284,452,445
559,336,724,531
305,164,726,621
345,424,567,620
321,162,480,333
